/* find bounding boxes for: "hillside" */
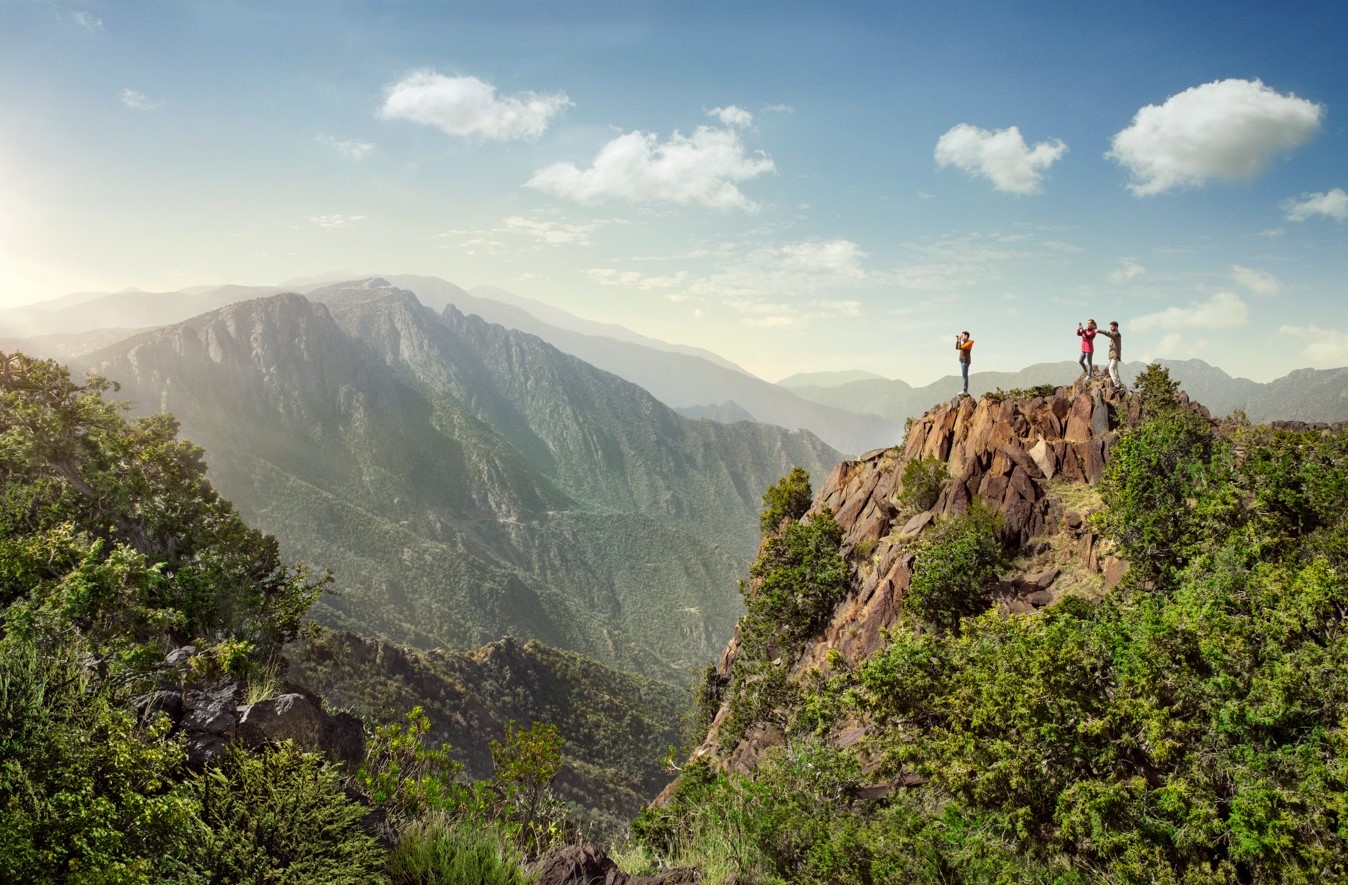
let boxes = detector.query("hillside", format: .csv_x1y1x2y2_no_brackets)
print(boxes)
286,628,687,836
81,285,842,681
635,371,1348,882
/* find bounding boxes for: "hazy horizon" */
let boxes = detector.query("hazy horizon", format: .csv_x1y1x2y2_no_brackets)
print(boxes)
3,1,1345,386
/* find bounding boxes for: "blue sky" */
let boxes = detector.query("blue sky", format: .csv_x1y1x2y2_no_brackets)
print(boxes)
2,1,1345,384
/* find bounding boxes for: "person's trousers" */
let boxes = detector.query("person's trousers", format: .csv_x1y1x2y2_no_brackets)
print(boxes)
1079,352,1093,375
1109,358,1121,388
961,361,969,393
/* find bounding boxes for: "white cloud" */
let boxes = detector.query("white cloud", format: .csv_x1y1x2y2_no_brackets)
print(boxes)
814,299,864,317
1108,79,1323,196
1280,325,1348,364
120,89,164,111
72,11,103,31
1110,258,1146,283
1232,264,1280,297
709,105,753,128
1132,291,1249,331
438,215,625,253
316,134,374,160
307,214,367,229
1282,188,1348,222
528,125,775,211
380,71,571,140
934,124,1067,194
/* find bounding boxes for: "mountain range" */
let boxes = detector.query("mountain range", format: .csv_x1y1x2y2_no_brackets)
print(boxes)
77,280,840,683
6,274,1347,456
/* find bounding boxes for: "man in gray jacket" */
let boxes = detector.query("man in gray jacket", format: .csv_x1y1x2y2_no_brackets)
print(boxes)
1098,321,1123,390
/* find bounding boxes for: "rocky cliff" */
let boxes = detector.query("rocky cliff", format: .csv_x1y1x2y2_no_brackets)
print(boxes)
686,377,1208,780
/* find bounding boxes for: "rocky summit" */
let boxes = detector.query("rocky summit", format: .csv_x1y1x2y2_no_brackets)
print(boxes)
686,376,1203,781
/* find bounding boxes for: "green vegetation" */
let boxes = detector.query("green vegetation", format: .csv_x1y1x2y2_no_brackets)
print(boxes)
643,365,1348,883
905,502,1006,631
986,383,1059,402
897,456,949,514
759,467,813,535
1,352,581,881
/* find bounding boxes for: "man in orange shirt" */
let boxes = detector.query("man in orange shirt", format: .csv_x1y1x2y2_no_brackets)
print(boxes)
956,331,974,395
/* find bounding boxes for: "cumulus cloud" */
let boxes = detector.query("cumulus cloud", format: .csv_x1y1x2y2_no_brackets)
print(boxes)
1232,264,1280,297
1132,291,1249,331
1280,325,1348,364
1110,258,1146,283
72,11,103,30
1108,79,1323,196
709,105,753,128
528,125,775,211
316,134,374,160
934,124,1067,194
380,71,571,140
119,89,164,111
1282,188,1348,222
307,214,367,229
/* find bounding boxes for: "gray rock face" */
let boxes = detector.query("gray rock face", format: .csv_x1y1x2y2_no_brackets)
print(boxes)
237,693,324,751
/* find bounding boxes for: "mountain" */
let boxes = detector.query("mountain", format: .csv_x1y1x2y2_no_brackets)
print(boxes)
0,283,285,338
785,358,1347,425
383,276,902,455
81,283,842,682
776,369,888,387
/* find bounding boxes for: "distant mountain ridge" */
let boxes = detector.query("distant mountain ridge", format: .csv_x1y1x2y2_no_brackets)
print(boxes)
785,359,1348,426
81,284,841,682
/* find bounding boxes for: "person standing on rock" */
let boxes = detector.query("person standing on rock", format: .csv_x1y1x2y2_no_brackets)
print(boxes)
1076,319,1097,378
955,330,974,395
1097,320,1122,390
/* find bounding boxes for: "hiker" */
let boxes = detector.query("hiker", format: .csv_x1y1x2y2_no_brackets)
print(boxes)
1076,320,1097,378
955,330,974,394
1097,320,1122,390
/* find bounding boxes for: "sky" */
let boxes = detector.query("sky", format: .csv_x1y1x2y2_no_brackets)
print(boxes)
2,1,1346,385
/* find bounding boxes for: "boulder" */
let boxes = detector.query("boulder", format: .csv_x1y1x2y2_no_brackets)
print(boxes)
237,693,325,751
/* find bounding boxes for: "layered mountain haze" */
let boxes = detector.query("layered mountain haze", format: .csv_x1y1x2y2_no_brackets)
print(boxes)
82,283,842,681
784,359,1348,426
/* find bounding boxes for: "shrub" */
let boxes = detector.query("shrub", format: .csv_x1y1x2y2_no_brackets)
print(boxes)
739,509,849,660
905,503,1005,631
759,467,813,536
180,743,385,883
897,457,949,514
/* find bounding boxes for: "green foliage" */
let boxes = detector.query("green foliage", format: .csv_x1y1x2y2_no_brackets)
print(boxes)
1133,361,1182,417
739,509,849,661
0,640,195,884
1,352,329,679
489,720,566,852
1094,371,1220,587
181,743,386,883
386,814,532,885
897,456,949,514
759,466,813,536
646,402,1348,881
905,503,1006,631
359,706,465,824
986,383,1058,403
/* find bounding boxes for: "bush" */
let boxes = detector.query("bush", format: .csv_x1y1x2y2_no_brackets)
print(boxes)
897,457,949,514
905,503,1005,631
180,743,385,883
759,467,813,536
739,510,849,660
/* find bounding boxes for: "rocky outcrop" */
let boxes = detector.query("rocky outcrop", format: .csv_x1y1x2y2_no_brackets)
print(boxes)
527,843,699,885
133,655,365,768
689,378,1161,776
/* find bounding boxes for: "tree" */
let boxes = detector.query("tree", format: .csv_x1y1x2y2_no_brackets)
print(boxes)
759,467,813,536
